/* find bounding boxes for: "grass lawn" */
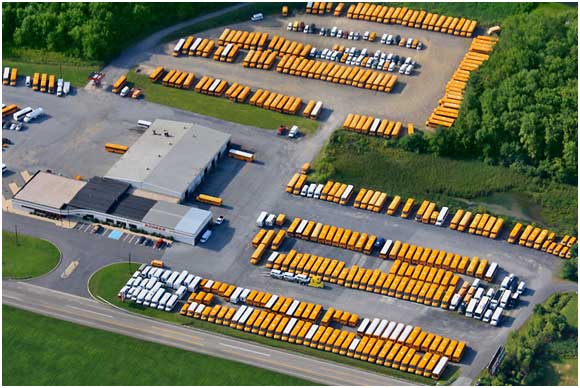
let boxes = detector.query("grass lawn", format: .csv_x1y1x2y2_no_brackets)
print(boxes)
126,71,319,134
310,131,578,236
3,48,101,88
89,263,456,385
2,231,60,279
2,305,314,386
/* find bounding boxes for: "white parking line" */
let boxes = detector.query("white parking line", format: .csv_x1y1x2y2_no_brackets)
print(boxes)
219,342,271,357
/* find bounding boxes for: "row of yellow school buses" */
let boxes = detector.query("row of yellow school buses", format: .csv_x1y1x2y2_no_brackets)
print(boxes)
342,3,478,38
213,43,240,63
426,36,499,128
342,114,404,138
180,295,453,380
276,54,398,93
449,210,505,239
268,35,312,58
217,28,269,50
242,49,278,70
509,223,575,259
175,36,215,57
306,2,334,15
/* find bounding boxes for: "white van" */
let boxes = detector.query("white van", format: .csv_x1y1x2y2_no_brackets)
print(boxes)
25,75,31,87
265,213,277,226
491,307,504,326
250,13,264,21
307,183,317,198
199,230,212,243
164,294,179,311
137,119,152,128
314,184,324,199
256,211,268,227
435,207,449,226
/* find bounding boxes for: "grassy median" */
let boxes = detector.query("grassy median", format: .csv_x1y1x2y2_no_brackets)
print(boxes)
2,305,313,385
310,131,578,236
2,231,60,279
126,71,319,134
89,262,458,385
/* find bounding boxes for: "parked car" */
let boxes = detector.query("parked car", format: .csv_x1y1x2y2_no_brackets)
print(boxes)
199,230,212,243
288,125,299,138
319,27,326,36
287,22,293,30
215,216,225,225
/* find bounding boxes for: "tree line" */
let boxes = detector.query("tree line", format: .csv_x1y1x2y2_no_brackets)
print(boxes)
399,8,577,185
2,2,228,62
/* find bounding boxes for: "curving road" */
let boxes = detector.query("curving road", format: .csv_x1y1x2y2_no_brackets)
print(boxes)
4,280,414,386
96,3,251,89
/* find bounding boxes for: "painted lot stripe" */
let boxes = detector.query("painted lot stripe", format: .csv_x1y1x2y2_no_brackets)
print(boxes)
219,342,271,357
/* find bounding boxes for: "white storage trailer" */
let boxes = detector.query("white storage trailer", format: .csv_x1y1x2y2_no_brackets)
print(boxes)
23,107,44,123
13,107,33,121
381,321,398,339
256,211,268,227
173,38,186,55
356,318,370,335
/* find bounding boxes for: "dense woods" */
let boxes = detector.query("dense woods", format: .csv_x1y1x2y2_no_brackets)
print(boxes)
406,8,578,185
2,2,227,62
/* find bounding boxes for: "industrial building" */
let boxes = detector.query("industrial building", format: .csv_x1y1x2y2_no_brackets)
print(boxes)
12,172,212,245
104,119,231,201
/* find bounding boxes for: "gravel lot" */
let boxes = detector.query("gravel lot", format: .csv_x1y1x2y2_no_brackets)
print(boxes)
138,12,471,128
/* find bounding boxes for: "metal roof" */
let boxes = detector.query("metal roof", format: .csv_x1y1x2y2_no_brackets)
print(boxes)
13,171,86,210
67,177,130,213
108,193,156,221
104,119,230,198
142,201,211,236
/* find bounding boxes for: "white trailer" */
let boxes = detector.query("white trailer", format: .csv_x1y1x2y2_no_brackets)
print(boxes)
305,324,319,343
166,271,180,289
265,213,277,226
398,325,414,343
231,305,248,326
239,288,251,303
381,321,398,340
340,185,354,203
23,107,44,123
175,285,187,299
265,295,278,309
3,67,10,84
373,319,389,337
369,118,381,134
380,239,394,257
256,211,268,227
173,270,189,289
266,252,279,267
63,81,70,95
189,37,203,54
499,290,511,309
295,219,309,235
229,287,244,304
160,269,172,283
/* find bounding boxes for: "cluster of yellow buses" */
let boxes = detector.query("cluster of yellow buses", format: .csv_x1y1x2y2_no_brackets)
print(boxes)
179,295,451,380
426,36,499,128
248,89,307,116
509,223,575,259
288,217,382,255
213,43,240,63
250,229,287,263
448,210,505,239
2,104,18,118
286,173,308,194
275,54,398,93
306,2,333,15
160,69,196,89
343,114,403,138
354,188,389,212
176,36,215,57
217,28,269,50
242,49,278,69
343,3,478,38
225,82,252,103
194,76,228,96
29,72,56,93
268,36,312,58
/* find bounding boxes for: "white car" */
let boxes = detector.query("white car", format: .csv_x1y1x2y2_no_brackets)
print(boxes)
250,13,264,21
288,125,299,138
405,65,413,75
386,34,393,44
300,185,308,196
215,216,225,225
381,33,388,44
199,230,212,243
287,22,293,30
363,31,370,40
120,86,131,97
399,64,407,74
388,62,396,72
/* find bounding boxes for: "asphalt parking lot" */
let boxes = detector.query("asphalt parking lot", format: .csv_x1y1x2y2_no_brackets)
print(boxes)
138,12,471,126
1,11,574,384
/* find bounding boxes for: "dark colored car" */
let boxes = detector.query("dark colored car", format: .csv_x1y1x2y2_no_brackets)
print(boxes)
374,237,386,248
137,236,146,245
394,34,401,44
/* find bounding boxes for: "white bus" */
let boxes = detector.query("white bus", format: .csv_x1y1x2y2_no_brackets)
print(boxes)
173,270,189,289
164,294,179,311
389,322,405,341
295,219,309,235
239,288,251,303
231,305,248,326
166,271,180,288
173,38,186,55
435,207,449,226
340,185,354,203
499,290,511,308
484,262,498,281
314,184,324,199
13,107,33,121
3,67,10,84
137,119,152,128
305,324,319,343
381,321,398,340
208,79,221,94
286,300,300,316
175,285,187,299
380,240,394,258
369,118,381,134
188,276,201,292
373,319,389,337
265,295,278,309
490,307,504,326
365,318,381,336
266,252,279,268
310,101,323,119
157,292,171,310
398,325,414,343
465,298,478,318
256,211,268,227
432,356,449,380
229,287,244,303
474,296,490,320
189,37,203,54
356,318,370,335
23,107,44,123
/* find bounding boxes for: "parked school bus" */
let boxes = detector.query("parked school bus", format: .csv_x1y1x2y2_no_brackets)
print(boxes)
149,66,164,82
401,198,414,218
105,143,129,154
196,194,223,206
112,75,127,93
2,104,18,118
10,68,18,86
40,73,48,92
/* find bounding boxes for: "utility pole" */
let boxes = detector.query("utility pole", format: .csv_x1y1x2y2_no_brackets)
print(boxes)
128,251,132,273
14,224,19,246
